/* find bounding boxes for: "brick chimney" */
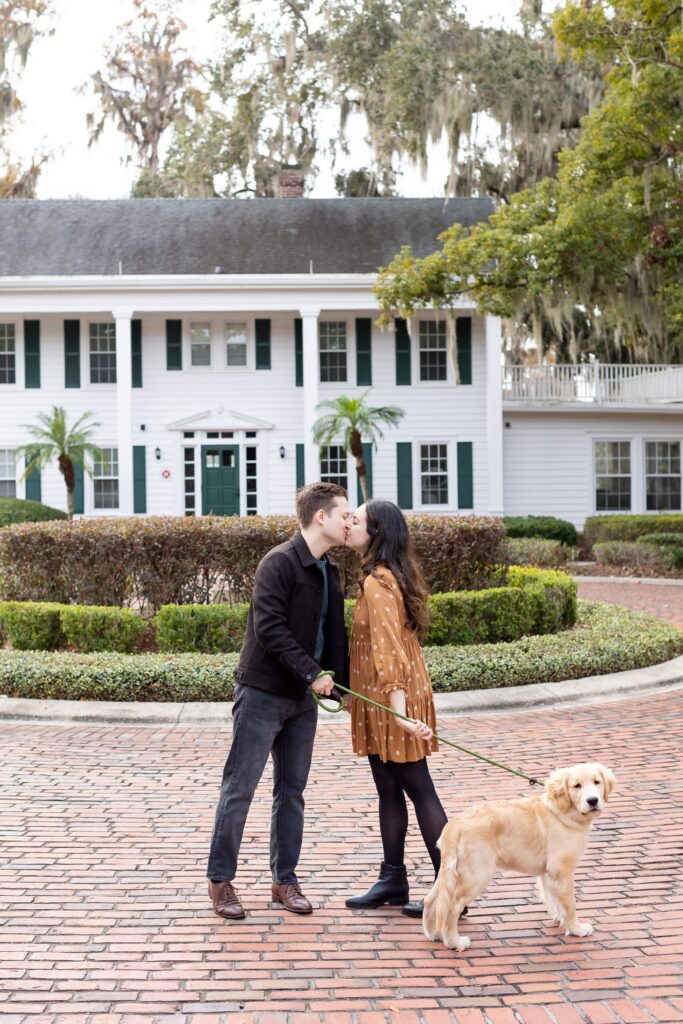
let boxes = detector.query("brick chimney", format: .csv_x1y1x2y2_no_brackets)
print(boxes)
277,166,305,198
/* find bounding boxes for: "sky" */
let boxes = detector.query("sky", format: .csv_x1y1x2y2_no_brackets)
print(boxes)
10,0,521,200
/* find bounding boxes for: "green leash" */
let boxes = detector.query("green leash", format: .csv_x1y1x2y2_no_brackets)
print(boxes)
313,681,543,787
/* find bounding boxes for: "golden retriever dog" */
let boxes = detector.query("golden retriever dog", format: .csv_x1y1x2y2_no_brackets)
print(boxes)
423,763,616,952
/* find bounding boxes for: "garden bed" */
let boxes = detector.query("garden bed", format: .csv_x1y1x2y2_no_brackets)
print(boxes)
1,601,680,702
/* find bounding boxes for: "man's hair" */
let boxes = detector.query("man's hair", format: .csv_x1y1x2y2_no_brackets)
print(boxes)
296,481,347,527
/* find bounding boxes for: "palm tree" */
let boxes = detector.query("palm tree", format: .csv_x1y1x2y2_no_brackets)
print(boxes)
15,406,104,520
312,391,405,502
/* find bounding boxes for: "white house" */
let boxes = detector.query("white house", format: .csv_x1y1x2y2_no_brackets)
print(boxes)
0,189,681,528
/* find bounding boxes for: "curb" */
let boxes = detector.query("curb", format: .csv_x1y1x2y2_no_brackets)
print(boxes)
1,655,682,726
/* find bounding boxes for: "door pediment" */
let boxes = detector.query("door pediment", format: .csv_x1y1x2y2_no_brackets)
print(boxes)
166,407,274,431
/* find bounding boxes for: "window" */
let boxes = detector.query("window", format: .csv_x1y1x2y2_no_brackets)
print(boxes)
190,323,211,366
646,441,681,511
184,447,196,516
226,322,247,366
319,322,347,382
595,440,631,511
93,447,119,509
320,445,348,490
420,444,448,504
0,449,16,497
245,445,257,515
0,324,17,384
419,321,447,382
89,323,117,383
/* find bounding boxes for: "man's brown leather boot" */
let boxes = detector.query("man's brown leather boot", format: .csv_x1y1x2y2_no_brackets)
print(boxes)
271,882,313,914
208,880,246,920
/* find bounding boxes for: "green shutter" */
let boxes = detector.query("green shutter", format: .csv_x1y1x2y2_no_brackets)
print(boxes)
356,318,372,386
24,320,41,389
456,316,472,385
357,442,373,504
396,442,413,509
73,462,84,515
255,318,271,370
133,445,147,513
395,318,411,385
24,450,41,503
166,319,182,370
457,441,474,509
132,319,142,388
295,318,303,386
64,320,81,388
296,443,305,489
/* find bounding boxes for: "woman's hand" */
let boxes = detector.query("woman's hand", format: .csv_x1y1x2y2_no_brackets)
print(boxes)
395,717,433,741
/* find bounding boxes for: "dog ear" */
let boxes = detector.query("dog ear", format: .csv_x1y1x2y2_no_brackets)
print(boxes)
598,765,616,801
545,769,572,813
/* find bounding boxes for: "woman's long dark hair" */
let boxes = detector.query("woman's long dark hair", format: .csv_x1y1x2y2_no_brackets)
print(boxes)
360,499,430,639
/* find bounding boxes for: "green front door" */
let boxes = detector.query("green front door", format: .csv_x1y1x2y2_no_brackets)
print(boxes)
201,445,240,516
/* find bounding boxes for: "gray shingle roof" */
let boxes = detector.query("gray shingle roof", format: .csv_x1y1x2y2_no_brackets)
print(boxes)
0,197,494,277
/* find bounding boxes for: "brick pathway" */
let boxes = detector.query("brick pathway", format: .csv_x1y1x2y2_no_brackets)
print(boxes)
2,688,682,1024
576,580,683,631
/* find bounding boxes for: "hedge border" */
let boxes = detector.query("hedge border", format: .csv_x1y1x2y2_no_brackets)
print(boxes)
1,601,679,702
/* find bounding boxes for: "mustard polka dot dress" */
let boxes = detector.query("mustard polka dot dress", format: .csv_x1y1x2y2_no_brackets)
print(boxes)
350,567,438,763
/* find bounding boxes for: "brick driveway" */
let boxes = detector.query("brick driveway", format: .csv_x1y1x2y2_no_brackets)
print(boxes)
576,580,683,631
2,684,683,1024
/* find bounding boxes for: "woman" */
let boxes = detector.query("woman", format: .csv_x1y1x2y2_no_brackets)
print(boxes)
344,499,461,919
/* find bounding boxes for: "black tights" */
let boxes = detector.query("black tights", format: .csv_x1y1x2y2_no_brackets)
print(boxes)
368,754,448,877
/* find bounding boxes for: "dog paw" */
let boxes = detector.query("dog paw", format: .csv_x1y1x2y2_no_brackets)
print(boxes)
445,934,470,952
567,920,593,937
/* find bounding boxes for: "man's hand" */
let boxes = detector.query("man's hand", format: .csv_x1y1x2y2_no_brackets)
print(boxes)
311,674,335,696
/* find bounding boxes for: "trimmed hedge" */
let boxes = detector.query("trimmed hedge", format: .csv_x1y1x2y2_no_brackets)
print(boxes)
505,537,572,567
640,533,683,569
592,541,672,572
0,601,65,651
583,514,683,549
503,515,578,547
0,514,508,611
154,603,249,653
1,602,679,701
0,497,67,528
60,606,149,653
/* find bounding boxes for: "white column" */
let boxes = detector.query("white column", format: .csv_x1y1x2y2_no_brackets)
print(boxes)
301,306,321,485
485,314,505,515
114,309,134,516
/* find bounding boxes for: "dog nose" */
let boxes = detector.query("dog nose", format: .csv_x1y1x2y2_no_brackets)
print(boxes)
587,796,599,807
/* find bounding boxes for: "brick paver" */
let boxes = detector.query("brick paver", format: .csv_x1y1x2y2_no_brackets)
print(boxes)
576,580,683,630
1,685,682,1024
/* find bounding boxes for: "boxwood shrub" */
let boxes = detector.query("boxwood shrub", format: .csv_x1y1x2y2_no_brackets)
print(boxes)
154,603,249,653
640,533,683,569
60,606,149,653
505,537,572,567
1,602,679,701
583,514,683,549
592,541,672,572
503,515,578,547
0,497,67,528
0,601,65,651
0,514,508,611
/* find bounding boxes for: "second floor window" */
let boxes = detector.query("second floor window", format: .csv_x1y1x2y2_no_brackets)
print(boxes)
93,447,119,509
320,322,347,382
90,323,117,383
646,440,681,511
226,322,247,366
595,440,631,511
0,324,17,384
419,321,447,382
191,323,211,366
420,443,448,504
0,448,15,497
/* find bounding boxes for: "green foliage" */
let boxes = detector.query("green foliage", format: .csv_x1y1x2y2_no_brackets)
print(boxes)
375,0,683,361
503,515,578,547
583,514,683,548
505,537,572,568
592,540,671,572
640,533,683,569
0,601,65,651
0,514,509,610
154,603,249,653
59,606,148,654
0,497,66,528
2,602,679,701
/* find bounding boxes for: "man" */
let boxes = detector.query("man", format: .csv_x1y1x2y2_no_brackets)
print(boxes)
207,481,349,920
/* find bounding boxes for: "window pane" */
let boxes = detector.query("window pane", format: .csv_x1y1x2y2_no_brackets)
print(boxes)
419,321,447,382
0,324,16,384
420,443,448,504
89,323,117,383
191,343,211,366
320,444,348,490
646,441,681,511
319,322,347,383
227,343,247,366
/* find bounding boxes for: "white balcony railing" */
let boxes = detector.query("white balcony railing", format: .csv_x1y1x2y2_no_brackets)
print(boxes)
503,362,683,405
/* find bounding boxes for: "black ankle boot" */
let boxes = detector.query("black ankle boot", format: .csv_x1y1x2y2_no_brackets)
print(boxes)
345,862,409,909
402,899,469,919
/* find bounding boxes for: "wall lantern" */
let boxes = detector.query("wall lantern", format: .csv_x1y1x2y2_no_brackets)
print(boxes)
154,447,162,461
279,445,286,460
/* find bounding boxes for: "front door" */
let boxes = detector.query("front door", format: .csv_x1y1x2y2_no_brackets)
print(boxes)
201,445,240,516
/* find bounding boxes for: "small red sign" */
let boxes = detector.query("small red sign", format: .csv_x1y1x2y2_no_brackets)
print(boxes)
162,469,171,479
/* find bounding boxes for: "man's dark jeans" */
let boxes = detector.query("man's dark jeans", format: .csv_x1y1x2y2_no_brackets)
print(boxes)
207,684,318,885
